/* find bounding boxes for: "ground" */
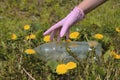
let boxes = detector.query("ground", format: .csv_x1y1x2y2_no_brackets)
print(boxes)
0,0,120,80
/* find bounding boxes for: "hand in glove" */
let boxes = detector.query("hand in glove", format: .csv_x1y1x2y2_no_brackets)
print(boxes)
43,7,85,41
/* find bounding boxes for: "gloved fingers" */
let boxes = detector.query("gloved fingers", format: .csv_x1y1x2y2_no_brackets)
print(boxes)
60,24,70,37
50,27,61,41
43,21,62,36
57,28,61,41
50,30,57,41
65,29,70,40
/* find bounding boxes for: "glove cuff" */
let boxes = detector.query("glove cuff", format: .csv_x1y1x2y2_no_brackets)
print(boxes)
74,7,85,20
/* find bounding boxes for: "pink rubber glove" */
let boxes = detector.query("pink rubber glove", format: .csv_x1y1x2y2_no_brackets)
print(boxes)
43,7,85,40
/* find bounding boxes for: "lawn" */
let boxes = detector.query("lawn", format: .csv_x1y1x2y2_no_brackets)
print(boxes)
0,0,120,80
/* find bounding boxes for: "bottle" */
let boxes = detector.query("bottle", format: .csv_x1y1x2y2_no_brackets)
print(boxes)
34,41,102,62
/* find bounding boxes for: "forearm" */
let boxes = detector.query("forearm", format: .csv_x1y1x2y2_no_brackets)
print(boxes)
77,0,107,14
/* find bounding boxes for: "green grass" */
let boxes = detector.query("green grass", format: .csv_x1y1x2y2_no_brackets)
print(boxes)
0,0,120,80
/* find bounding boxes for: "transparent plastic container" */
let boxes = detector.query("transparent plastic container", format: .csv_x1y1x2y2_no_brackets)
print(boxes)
34,41,102,62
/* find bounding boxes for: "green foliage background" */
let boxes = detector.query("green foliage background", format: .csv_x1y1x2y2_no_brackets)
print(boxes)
0,0,120,80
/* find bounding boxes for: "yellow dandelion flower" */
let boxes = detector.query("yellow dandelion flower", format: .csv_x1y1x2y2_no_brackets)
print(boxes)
94,33,103,39
114,55,120,59
11,34,17,40
56,64,68,75
69,32,80,39
26,34,36,40
29,34,36,39
43,35,50,42
110,51,120,59
24,25,30,30
66,62,77,69
115,27,120,32
25,49,36,54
